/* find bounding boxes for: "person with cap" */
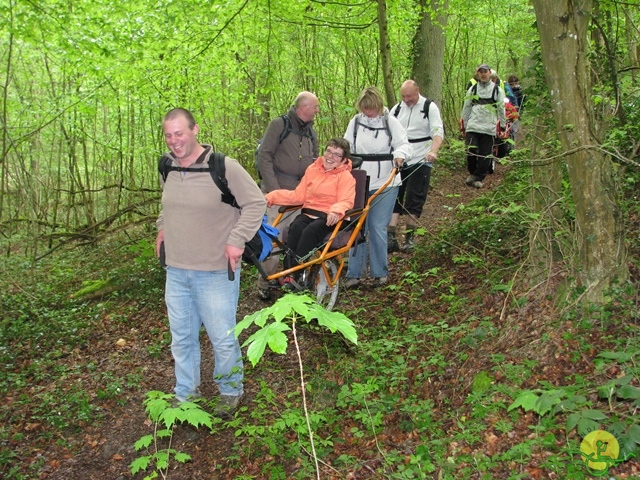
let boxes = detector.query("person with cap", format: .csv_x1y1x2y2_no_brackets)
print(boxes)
460,63,506,188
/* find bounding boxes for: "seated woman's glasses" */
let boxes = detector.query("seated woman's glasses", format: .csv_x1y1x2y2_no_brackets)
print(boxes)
325,149,343,160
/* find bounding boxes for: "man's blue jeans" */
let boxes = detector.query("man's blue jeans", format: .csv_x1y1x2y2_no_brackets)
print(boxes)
347,186,399,279
165,266,244,400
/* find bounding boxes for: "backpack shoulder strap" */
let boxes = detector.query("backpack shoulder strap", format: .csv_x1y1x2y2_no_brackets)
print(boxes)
277,115,291,144
421,99,432,120
392,103,401,117
382,114,392,148
353,115,361,149
208,152,239,209
158,155,172,182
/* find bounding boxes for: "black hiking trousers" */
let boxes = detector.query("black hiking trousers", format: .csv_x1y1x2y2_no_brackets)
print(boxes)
465,132,495,181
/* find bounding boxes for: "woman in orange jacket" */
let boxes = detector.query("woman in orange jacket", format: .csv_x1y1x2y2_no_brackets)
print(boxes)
266,138,356,279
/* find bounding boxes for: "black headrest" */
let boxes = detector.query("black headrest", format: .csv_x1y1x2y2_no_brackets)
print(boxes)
350,156,363,169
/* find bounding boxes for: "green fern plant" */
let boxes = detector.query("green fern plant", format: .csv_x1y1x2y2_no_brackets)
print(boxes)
508,348,640,465
234,293,357,480
130,391,213,479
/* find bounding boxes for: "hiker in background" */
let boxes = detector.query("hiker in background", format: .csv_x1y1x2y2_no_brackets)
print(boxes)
460,64,506,189
495,98,520,158
255,91,319,300
265,138,355,290
508,75,524,111
156,108,265,417
387,80,444,253
343,86,410,289
466,71,480,91
491,70,517,106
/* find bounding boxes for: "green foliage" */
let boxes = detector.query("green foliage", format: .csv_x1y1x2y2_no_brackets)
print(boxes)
130,391,213,478
72,279,113,297
235,293,357,367
508,346,640,461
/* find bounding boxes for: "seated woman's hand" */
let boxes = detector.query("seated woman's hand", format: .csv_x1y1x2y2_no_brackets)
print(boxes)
326,212,341,226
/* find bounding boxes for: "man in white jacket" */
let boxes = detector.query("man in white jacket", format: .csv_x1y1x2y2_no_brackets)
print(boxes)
460,64,506,188
387,80,444,252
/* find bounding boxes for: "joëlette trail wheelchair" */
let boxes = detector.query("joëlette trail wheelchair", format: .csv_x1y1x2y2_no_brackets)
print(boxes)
256,160,398,311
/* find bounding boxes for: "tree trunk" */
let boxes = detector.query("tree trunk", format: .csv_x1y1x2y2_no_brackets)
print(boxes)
531,0,628,302
528,120,565,286
411,0,448,106
625,9,638,85
377,0,396,107
0,27,13,233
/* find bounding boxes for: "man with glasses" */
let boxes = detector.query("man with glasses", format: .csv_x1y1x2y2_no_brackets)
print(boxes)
256,91,319,300
265,138,355,289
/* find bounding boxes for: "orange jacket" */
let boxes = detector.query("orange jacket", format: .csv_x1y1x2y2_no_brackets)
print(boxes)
266,156,355,218
506,102,519,122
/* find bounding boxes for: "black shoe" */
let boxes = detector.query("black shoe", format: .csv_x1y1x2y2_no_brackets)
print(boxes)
257,288,272,300
387,232,400,253
402,232,415,252
281,276,296,292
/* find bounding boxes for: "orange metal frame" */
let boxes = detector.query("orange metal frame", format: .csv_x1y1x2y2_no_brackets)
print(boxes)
264,167,398,288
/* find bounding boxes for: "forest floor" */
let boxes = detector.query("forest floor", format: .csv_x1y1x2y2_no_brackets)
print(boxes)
4,158,640,480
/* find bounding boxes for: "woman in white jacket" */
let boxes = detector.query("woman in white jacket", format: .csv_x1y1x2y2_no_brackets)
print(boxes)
343,87,411,288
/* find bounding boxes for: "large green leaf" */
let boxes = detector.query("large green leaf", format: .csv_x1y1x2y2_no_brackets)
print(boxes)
617,385,640,400
507,390,539,412
243,321,291,366
309,305,358,344
133,435,154,451
130,455,151,474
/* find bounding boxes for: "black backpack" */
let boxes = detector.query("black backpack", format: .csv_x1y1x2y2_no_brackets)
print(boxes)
392,98,432,120
392,100,434,144
470,82,500,107
254,114,314,177
158,152,280,270
353,113,393,150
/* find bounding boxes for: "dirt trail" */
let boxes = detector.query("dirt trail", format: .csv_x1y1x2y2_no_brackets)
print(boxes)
42,162,507,480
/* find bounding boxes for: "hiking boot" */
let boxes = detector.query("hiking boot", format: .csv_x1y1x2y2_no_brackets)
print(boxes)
257,279,280,301
472,181,484,188
281,276,296,292
373,277,388,287
343,277,361,289
465,175,476,186
215,393,244,420
257,288,272,301
402,231,415,252
387,231,400,253
171,390,203,407
176,424,201,442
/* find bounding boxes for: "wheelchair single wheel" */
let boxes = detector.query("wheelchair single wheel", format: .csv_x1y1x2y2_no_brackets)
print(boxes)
311,259,339,311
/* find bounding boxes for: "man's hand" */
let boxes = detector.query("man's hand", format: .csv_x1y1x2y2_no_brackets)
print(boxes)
225,244,244,272
394,157,404,168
